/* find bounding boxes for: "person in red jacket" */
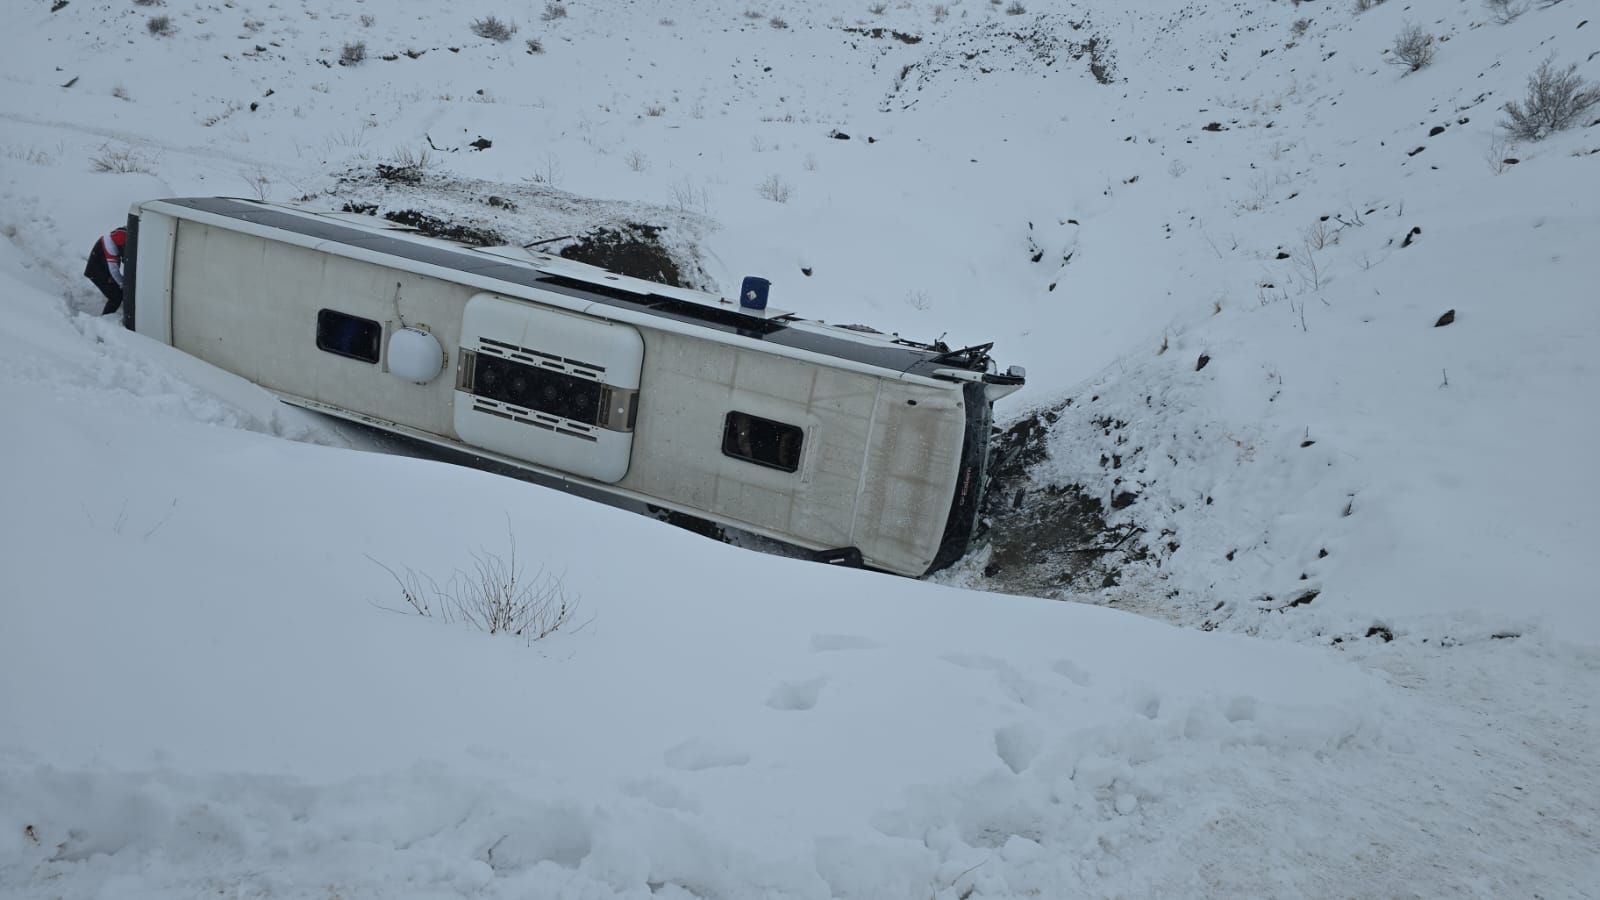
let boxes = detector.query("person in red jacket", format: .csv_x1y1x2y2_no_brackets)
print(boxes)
84,226,128,315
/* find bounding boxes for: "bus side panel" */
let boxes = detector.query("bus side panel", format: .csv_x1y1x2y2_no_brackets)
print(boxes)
620,331,874,552
168,220,467,439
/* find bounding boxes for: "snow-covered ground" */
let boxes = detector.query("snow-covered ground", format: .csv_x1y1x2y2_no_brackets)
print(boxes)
2,0,1598,897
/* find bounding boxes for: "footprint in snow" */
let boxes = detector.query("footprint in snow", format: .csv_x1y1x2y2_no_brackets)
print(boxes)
994,723,1044,774
620,776,702,813
940,651,1012,673
809,633,880,652
1223,695,1258,723
941,652,1049,707
766,676,827,711
662,738,750,772
1052,659,1095,687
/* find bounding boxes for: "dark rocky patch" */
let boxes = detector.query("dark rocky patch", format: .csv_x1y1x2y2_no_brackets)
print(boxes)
560,223,684,287
375,162,427,185
381,208,504,246
1285,589,1319,608
843,26,922,44
975,408,1149,596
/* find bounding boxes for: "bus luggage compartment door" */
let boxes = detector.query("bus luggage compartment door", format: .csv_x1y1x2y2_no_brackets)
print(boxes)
454,293,643,483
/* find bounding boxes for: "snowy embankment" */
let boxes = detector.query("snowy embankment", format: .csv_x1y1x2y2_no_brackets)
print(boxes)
0,277,1407,897
3,0,1599,897
3,285,1582,898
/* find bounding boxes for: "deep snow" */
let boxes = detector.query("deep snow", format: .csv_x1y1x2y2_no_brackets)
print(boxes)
2,0,1598,897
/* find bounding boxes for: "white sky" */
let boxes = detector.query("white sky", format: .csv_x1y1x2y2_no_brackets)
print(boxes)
2,1,1598,897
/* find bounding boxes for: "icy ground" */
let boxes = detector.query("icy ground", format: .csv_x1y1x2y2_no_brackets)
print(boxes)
2,0,1599,897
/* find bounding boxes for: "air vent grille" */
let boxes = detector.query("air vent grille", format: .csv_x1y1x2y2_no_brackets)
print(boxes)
470,396,599,442
477,337,605,381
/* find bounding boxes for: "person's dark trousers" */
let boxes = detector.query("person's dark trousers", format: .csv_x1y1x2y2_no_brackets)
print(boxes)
84,239,122,315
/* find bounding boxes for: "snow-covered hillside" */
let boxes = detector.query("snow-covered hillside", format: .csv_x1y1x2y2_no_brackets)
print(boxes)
2,1,1597,897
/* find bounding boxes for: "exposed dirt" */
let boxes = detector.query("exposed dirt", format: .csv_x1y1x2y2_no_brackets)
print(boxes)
367,206,505,246
974,407,1149,597
559,223,684,287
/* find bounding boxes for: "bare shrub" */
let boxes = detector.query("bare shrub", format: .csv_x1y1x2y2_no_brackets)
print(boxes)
146,14,174,36
1291,18,1312,37
524,151,564,187
131,0,163,6
389,145,438,171
669,177,712,214
359,13,376,27
340,41,367,65
644,103,665,117
91,145,155,174
625,148,648,171
1353,0,1387,11
3,144,55,165
376,145,438,183
1484,0,1530,24
932,4,949,22
1501,59,1600,141
1302,219,1338,251
541,2,568,21
372,535,583,644
1485,130,1520,174
757,174,793,203
471,15,517,41
238,166,271,201
525,37,544,53
868,2,887,14
769,15,788,28
1388,24,1435,72
1006,1,1027,14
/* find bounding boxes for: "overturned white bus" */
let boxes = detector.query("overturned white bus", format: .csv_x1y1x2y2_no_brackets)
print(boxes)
118,197,1025,576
